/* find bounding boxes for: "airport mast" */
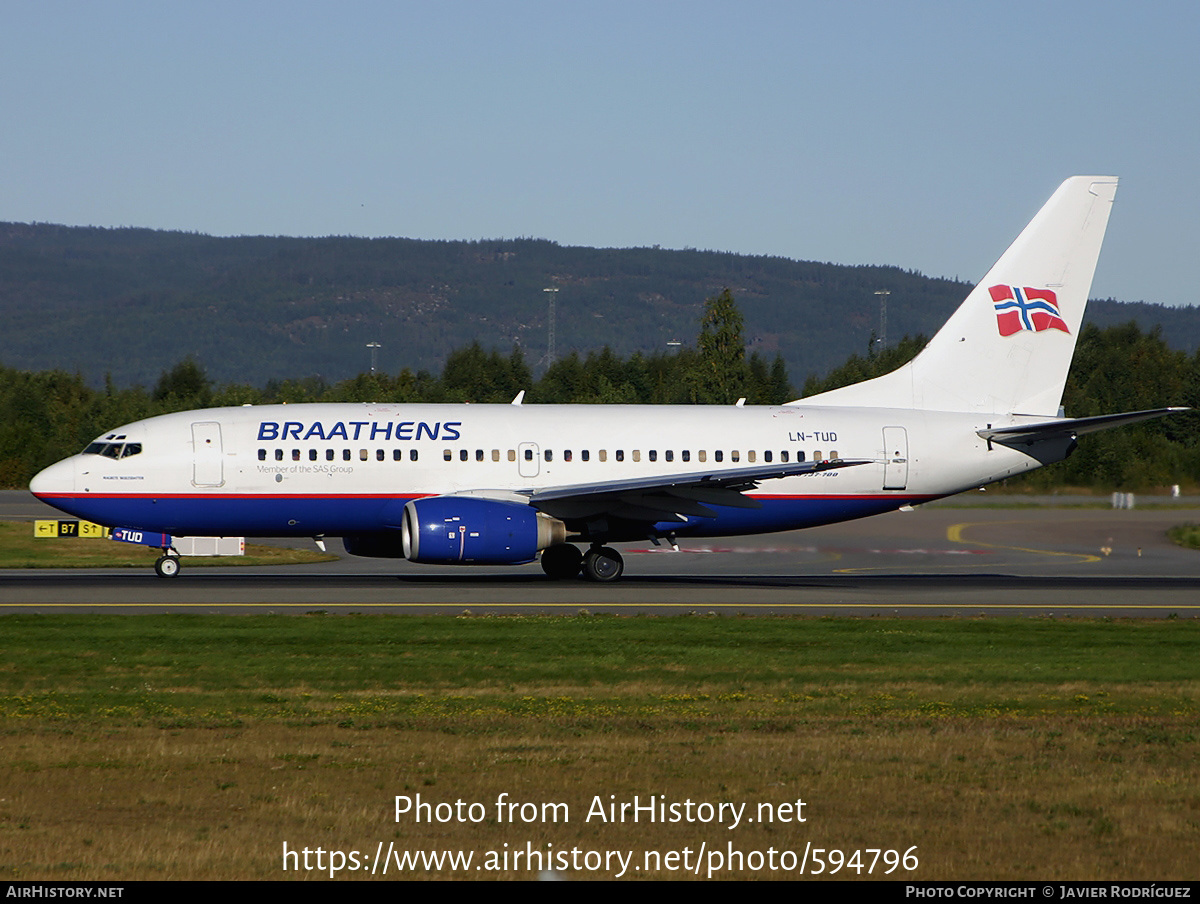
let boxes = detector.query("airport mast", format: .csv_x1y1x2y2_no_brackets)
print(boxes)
874,290,890,350
544,287,559,367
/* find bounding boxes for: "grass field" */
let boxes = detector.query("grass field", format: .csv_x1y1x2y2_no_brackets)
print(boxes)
0,615,1196,881
1168,523,1200,550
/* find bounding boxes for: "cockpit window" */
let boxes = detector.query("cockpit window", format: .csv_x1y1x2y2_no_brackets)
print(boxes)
83,441,142,459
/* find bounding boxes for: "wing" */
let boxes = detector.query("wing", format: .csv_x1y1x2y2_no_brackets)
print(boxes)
520,458,871,523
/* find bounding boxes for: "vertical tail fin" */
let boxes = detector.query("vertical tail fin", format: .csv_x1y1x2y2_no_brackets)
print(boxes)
798,176,1118,416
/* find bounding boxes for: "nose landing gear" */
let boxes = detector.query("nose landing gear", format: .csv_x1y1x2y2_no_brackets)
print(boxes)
154,550,181,578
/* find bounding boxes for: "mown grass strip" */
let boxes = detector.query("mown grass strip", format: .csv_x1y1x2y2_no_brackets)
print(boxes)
3,614,1197,881
1,615,1196,723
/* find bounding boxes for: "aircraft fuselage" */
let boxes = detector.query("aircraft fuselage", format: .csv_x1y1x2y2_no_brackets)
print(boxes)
30,401,1050,540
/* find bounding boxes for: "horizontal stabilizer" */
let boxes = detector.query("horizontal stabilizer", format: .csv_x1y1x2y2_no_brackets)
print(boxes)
977,408,1189,447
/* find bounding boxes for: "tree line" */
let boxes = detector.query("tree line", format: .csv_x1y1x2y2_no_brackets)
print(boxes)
1,291,1197,491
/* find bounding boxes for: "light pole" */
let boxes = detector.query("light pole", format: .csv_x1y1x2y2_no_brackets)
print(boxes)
366,342,381,374
544,287,559,367
874,290,890,350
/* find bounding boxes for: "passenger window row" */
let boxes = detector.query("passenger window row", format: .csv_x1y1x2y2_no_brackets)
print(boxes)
257,448,840,465
259,448,421,462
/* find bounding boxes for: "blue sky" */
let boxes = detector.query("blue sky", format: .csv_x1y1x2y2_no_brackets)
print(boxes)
4,1,1198,307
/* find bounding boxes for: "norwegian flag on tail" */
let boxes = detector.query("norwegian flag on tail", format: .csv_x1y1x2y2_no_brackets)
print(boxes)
989,285,1070,337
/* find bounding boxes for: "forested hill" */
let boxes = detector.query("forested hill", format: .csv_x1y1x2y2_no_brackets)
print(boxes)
3,221,1197,389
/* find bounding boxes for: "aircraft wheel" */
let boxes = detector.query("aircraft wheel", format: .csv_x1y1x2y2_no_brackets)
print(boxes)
540,544,583,580
582,546,624,583
154,555,181,578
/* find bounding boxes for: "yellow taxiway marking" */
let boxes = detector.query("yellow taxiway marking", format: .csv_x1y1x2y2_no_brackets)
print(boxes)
946,521,1103,564
833,520,1103,573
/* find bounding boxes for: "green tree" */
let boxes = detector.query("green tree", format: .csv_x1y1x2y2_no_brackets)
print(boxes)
152,357,212,407
441,343,528,402
694,288,746,404
800,335,927,397
536,352,586,402
767,354,793,404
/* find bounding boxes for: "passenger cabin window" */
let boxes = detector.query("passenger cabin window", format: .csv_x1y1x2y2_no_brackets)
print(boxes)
258,449,266,461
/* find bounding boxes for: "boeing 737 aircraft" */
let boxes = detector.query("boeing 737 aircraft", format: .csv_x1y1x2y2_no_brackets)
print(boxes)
29,176,1185,580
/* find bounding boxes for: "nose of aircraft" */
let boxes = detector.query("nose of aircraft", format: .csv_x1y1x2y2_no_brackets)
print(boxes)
29,457,76,498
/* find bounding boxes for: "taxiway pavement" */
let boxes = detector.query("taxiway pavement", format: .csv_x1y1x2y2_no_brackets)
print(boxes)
2,491,1198,614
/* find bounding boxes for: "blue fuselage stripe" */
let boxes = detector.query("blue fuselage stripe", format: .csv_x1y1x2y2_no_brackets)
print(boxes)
35,493,924,539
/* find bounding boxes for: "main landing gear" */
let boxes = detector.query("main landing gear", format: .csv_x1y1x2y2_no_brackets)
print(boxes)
539,544,624,582
540,543,583,579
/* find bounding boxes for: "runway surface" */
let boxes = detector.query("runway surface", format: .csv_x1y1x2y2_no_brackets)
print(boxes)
3,491,1199,615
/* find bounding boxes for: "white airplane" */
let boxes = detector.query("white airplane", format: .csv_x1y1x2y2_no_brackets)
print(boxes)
29,176,1185,581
